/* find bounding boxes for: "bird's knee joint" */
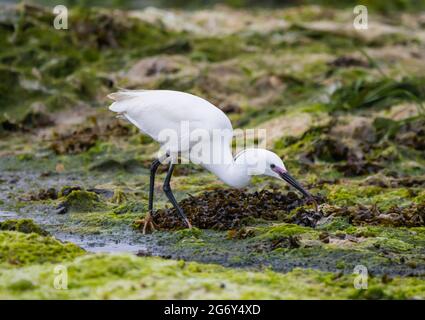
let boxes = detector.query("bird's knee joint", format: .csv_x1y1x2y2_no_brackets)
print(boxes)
163,184,171,192
150,163,160,172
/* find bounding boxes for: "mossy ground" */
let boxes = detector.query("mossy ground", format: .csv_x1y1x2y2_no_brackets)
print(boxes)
0,2,424,299
1,253,424,300
0,231,84,267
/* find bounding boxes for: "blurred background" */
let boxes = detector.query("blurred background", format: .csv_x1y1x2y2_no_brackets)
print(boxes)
2,0,425,12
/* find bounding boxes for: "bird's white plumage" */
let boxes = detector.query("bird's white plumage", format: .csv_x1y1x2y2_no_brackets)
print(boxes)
108,89,289,188
109,90,232,150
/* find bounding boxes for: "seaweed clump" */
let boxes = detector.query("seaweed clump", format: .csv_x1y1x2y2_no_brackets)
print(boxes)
56,190,105,214
50,127,99,155
280,199,425,229
0,219,49,236
290,207,324,227
49,121,130,155
0,231,84,266
151,189,319,230
249,235,302,253
29,188,58,201
319,202,425,227
361,175,425,188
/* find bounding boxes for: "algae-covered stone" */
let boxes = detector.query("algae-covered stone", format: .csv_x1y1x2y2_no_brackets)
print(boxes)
60,190,106,213
0,219,49,236
0,231,84,267
59,186,82,198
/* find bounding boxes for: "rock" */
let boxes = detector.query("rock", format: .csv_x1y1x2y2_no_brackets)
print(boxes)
30,188,58,200
54,204,68,215
57,190,106,213
59,186,82,197
88,188,115,199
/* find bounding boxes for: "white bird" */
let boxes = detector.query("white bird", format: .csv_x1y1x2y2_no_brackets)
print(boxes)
108,90,316,233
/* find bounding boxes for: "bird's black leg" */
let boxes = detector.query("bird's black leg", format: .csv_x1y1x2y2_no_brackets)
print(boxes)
143,158,162,234
149,158,162,213
163,163,192,228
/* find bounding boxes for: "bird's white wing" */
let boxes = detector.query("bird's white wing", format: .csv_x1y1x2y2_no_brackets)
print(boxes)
108,90,233,152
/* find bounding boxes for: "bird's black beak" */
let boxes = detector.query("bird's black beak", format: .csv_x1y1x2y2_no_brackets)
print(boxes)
279,171,311,198
273,167,318,211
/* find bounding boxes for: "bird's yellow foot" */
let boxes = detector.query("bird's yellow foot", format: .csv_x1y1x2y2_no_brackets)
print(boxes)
184,218,193,229
142,211,157,235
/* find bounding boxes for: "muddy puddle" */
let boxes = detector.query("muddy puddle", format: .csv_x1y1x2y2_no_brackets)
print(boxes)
55,232,149,253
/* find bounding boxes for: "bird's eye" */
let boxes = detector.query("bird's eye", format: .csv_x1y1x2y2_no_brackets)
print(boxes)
270,164,276,169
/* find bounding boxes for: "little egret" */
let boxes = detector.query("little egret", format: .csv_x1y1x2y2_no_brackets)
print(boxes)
108,90,316,233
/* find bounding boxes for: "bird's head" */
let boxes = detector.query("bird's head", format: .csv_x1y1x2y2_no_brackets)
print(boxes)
236,148,317,209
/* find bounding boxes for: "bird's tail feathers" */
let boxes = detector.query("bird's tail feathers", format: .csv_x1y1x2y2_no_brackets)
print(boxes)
107,89,147,112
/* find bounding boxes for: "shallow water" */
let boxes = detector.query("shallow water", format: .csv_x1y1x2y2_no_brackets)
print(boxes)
59,236,148,253
0,210,18,221
0,205,150,254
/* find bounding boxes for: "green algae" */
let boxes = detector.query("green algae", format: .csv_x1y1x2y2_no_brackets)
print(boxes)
324,184,421,210
371,237,414,253
0,219,49,236
175,227,202,240
191,36,245,62
0,231,84,267
61,190,106,213
347,225,425,246
61,210,140,235
253,223,316,240
113,200,144,215
0,254,424,299
111,189,127,204
8,279,36,292
316,216,351,232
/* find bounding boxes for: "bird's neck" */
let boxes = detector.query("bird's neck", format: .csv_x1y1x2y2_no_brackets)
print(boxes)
201,147,251,188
